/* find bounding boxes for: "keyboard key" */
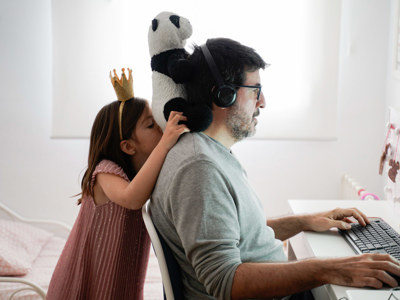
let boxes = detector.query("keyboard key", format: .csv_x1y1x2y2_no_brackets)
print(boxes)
349,232,358,241
339,219,400,258
366,243,376,250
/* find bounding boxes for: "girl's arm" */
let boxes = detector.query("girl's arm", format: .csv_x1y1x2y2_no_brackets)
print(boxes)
96,111,189,209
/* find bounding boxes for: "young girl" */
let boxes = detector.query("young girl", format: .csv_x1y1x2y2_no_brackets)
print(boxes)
46,69,188,300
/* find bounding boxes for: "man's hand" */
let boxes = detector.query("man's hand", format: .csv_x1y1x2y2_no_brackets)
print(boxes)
301,207,370,232
232,253,400,299
323,253,400,288
268,207,370,241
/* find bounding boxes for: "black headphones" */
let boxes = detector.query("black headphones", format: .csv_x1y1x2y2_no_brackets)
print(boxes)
200,44,237,107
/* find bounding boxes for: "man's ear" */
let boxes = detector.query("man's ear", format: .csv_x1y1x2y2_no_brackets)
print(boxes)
120,139,136,155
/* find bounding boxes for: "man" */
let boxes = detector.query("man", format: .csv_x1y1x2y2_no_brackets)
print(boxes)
150,38,400,300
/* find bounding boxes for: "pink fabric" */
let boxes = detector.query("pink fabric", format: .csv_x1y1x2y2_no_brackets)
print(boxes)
0,219,53,276
0,235,66,300
46,160,151,300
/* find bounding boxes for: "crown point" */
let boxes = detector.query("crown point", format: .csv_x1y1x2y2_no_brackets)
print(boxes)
110,68,134,101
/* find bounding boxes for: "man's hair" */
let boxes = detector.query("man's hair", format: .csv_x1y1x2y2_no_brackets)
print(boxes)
185,38,267,107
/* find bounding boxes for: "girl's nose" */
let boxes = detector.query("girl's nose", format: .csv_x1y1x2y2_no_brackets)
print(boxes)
157,123,163,134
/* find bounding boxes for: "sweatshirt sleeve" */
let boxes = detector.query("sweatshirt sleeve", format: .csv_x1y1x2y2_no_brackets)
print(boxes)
167,158,242,300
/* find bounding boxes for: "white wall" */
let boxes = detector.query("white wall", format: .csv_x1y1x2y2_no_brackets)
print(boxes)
235,0,390,217
0,0,84,225
387,0,400,111
0,0,393,226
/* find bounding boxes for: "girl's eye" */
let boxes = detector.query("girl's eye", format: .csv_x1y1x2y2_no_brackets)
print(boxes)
148,123,155,128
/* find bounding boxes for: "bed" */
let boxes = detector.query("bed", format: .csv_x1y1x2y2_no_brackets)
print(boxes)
0,203,163,300
0,203,71,300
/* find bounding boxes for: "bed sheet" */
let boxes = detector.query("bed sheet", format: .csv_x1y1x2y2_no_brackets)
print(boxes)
0,236,65,300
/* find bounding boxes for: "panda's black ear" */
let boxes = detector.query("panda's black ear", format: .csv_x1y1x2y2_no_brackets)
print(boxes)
152,18,158,31
169,15,180,28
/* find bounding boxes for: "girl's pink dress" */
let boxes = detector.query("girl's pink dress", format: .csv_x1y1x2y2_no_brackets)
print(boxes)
47,160,151,300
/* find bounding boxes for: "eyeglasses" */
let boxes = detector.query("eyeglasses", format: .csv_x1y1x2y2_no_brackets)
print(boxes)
234,84,262,101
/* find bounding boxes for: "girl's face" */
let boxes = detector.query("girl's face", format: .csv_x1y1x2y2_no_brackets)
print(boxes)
131,103,163,160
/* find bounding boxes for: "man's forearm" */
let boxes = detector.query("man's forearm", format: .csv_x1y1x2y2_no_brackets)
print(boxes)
231,259,326,300
267,214,308,241
231,253,400,299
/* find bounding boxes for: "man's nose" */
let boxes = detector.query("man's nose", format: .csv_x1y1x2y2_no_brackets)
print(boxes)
257,91,266,108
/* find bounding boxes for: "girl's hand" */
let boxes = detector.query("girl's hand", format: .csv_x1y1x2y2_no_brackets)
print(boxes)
159,111,190,151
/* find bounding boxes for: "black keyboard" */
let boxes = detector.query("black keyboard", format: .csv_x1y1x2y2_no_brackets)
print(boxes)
339,218,400,260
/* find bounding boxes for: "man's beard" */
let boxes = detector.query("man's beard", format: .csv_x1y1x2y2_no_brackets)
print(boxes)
226,106,259,141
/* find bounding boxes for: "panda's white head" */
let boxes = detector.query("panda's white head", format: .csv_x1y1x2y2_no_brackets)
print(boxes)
148,11,192,57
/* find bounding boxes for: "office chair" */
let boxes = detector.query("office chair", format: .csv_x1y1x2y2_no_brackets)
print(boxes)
142,200,183,300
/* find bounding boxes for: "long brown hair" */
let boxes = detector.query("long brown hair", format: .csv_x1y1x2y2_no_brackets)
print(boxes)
77,98,147,204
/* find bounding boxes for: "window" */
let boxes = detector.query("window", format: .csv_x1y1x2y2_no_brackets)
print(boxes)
52,0,340,140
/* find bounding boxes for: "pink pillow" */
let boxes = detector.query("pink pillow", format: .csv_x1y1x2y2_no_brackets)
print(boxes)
0,219,53,276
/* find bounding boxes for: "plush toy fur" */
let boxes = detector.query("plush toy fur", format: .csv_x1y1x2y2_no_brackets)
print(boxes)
148,11,212,132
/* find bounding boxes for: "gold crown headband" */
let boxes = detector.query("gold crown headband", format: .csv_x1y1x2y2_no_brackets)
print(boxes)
110,68,134,140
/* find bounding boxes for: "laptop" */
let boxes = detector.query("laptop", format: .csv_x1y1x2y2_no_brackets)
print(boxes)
346,289,400,300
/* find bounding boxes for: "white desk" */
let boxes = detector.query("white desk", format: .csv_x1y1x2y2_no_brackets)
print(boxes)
287,199,400,300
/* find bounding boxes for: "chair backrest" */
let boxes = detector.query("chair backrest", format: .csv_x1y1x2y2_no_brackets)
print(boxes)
142,200,183,300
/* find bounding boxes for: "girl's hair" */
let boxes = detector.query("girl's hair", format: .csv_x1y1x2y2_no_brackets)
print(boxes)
77,97,147,204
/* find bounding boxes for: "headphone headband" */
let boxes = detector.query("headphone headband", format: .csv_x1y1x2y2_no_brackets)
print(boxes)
200,43,236,107
200,44,224,87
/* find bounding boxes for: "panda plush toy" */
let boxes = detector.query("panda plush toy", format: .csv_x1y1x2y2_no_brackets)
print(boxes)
148,11,212,132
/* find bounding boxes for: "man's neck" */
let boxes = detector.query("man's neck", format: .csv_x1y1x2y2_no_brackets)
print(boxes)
203,122,236,149
203,104,239,149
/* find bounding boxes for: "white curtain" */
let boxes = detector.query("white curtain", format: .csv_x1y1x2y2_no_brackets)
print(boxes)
52,0,341,140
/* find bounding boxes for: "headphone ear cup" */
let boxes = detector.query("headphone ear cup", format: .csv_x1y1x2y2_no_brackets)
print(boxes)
214,84,237,107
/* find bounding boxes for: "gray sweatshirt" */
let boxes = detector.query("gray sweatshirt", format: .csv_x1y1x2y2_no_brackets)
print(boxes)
150,132,287,300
